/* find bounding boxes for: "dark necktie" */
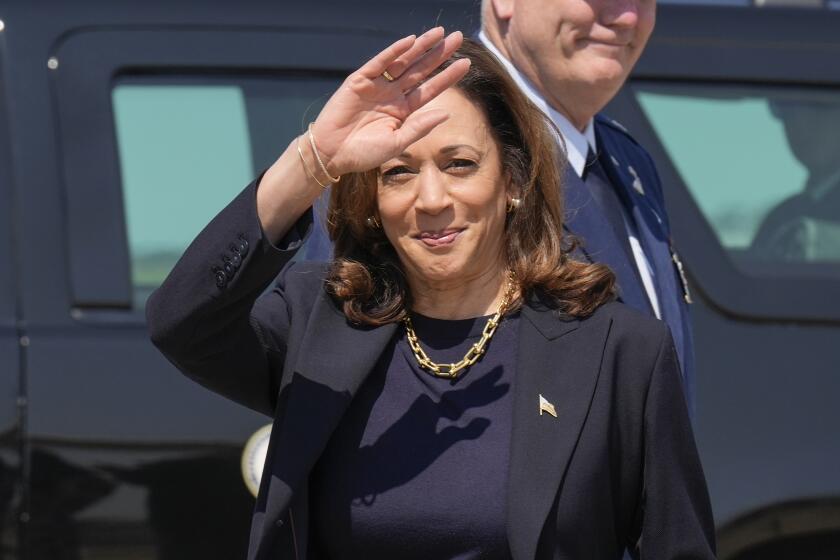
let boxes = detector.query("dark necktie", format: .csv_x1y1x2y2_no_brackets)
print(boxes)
582,148,637,265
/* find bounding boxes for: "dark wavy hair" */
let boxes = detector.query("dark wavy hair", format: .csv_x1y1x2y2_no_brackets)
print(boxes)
325,38,615,325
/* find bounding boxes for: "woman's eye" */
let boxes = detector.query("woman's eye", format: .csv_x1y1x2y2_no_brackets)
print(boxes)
447,159,477,170
382,165,412,177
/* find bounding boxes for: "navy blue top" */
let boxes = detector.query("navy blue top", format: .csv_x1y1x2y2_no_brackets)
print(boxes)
311,311,520,559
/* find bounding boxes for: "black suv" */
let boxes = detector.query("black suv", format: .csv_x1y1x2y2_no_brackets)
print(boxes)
0,0,838,558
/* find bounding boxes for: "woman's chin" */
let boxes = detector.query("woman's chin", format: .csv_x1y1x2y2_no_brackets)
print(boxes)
405,258,467,287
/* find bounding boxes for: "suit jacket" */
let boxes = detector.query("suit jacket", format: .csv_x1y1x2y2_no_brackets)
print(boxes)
147,179,715,560
303,115,697,416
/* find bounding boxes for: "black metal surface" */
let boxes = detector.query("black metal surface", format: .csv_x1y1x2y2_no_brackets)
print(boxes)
0,17,23,559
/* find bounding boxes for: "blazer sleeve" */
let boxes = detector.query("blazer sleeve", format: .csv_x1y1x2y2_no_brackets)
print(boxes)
634,331,717,559
145,174,312,417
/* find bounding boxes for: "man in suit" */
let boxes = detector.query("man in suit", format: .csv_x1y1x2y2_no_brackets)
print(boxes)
478,0,696,413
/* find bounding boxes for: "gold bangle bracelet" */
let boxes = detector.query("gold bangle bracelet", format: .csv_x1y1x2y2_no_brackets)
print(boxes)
297,135,329,190
307,122,341,184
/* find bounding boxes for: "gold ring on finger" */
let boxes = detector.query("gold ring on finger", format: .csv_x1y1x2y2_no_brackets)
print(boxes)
381,70,396,82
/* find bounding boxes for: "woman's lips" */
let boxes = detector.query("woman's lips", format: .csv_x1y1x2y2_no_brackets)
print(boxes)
417,229,463,247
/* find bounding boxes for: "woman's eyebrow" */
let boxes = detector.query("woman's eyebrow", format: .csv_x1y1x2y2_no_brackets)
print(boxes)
439,144,479,154
390,144,481,161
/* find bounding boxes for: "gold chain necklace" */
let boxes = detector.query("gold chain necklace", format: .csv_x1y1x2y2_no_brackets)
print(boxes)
403,271,517,380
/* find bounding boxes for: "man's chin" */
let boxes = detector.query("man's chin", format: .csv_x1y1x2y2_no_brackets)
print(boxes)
576,57,631,91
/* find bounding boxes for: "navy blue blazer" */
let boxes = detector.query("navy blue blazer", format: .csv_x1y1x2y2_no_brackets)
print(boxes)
147,179,715,559
304,114,696,415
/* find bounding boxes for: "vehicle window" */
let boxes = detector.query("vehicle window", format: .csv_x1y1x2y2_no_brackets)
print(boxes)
634,83,840,277
112,76,338,308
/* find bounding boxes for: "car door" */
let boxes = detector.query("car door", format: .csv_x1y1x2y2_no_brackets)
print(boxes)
11,1,478,558
608,4,840,558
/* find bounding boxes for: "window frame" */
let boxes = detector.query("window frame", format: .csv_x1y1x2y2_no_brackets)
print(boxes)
604,5,840,321
0,46,17,323
49,27,395,315
0,35,24,458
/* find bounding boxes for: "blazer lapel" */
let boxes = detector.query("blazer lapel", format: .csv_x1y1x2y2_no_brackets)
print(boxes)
506,303,610,560
596,129,684,325
595,123,695,409
253,289,397,557
563,165,652,314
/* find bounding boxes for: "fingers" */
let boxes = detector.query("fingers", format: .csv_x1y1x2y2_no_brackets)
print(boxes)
393,109,450,152
405,57,471,113
384,27,445,80
358,27,460,85
396,31,464,92
358,34,417,79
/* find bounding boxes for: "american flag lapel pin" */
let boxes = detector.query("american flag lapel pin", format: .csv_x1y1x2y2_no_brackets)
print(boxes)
539,394,558,418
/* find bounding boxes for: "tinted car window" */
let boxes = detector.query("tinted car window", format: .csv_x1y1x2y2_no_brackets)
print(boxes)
635,83,840,275
112,76,338,307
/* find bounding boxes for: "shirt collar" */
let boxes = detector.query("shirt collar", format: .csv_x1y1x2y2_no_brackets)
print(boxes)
478,31,596,178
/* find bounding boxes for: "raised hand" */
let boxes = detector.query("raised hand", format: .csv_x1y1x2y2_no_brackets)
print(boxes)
256,28,469,242
309,28,470,177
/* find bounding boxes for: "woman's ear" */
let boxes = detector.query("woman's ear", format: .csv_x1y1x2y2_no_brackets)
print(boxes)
505,174,523,213
505,173,522,203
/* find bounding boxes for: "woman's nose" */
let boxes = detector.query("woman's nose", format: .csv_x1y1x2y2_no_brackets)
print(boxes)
414,168,451,215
